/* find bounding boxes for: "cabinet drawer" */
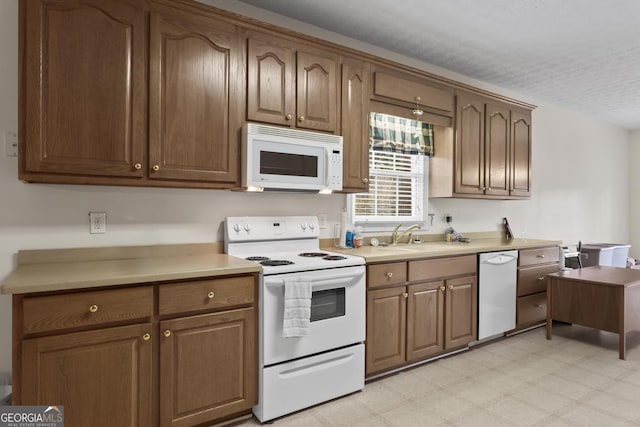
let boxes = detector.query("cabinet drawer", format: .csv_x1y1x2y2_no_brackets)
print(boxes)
517,292,547,326
517,264,560,296
408,255,476,282
519,247,559,267
368,262,407,288
158,276,254,316
22,286,153,334
374,72,454,114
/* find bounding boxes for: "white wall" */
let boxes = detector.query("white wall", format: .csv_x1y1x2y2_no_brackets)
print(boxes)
0,0,631,379
629,130,640,258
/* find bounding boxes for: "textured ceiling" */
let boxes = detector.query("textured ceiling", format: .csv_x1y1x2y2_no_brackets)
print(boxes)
237,0,640,129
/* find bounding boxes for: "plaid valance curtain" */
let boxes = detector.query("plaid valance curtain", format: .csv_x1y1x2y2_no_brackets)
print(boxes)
369,112,434,156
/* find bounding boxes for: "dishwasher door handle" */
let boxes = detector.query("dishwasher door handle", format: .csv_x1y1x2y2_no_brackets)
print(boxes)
483,254,517,265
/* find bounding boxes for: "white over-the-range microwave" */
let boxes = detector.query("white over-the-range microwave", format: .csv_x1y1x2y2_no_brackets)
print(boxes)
242,123,343,193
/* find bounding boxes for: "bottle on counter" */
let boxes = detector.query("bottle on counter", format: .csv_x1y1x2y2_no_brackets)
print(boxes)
354,227,363,248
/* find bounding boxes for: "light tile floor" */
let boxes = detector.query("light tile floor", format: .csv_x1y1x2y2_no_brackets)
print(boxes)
235,323,640,426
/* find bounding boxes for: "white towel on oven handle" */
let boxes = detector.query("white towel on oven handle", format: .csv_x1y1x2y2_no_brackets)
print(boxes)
283,277,312,338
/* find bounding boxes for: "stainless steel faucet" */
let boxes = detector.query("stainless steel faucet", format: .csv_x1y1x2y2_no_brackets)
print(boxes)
391,223,422,245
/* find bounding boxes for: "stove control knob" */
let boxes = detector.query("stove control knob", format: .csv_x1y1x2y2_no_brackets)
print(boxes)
300,222,307,231
308,221,315,230
233,223,241,232
243,224,252,232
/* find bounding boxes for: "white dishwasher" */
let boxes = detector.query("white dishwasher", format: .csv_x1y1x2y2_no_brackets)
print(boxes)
478,250,518,340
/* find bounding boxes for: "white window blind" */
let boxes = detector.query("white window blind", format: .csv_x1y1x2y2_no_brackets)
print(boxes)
352,150,426,224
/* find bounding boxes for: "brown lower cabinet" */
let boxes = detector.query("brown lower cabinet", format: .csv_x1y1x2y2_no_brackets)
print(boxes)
22,323,154,427
14,275,258,427
515,246,560,329
366,255,477,376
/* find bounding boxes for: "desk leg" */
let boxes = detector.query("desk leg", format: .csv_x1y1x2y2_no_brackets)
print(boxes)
620,333,626,360
619,287,626,360
546,277,552,340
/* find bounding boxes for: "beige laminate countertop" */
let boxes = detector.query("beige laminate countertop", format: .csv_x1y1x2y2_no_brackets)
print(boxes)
324,237,562,263
1,243,261,295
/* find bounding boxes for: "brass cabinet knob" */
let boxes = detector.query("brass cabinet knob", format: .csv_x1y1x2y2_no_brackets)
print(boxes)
152,165,160,172
362,177,369,183
439,286,445,292
482,187,486,191
134,163,142,170
386,272,393,278
415,96,421,102
207,291,215,299
538,276,545,281
163,330,171,338
403,292,408,298
142,333,151,341
448,284,453,290
89,304,98,313
298,116,305,122
285,114,292,120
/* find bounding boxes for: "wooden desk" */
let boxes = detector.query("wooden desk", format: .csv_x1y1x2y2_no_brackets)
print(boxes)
546,266,640,359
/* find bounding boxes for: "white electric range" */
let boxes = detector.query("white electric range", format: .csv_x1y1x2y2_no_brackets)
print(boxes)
224,216,365,422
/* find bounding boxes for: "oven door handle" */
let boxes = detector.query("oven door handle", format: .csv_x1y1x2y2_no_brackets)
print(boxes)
265,272,364,290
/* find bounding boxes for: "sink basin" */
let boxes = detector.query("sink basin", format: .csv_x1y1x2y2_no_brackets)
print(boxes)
374,245,421,252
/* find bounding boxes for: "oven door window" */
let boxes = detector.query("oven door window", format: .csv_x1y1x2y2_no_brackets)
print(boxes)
310,288,345,322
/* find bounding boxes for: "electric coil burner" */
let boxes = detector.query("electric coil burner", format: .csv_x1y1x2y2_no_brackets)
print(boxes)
260,259,294,267
224,216,365,422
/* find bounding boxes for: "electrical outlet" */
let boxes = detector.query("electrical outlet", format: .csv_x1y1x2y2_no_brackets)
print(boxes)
89,212,107,234
4,132,17,157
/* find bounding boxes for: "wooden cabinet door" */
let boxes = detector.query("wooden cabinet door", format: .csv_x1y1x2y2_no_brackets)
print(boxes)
296,49,338,132
149,7,243,184
366,287,406,375
247,36,296,126
484,102,510,197
510,108,532,197
22,0,146,179
159,308,256,427
340,57,370,192
21,323,153,427
454,93,485,196
444,275,477,349
407,281,445,361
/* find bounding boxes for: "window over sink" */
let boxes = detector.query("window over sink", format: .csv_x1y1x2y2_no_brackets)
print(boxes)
349,113,431,227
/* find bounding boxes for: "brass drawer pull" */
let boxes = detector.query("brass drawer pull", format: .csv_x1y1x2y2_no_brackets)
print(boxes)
285,114,292,120
89,304,98,313
403,293,408,298
298,115,305,122
207,291,215,299
152,165,160,172
164,330,171,338
448,285,453,290
134,163,142,170
386,272,393,278
142,333,151,341
439,286,445,292
362,177,369,183
537,254,545,258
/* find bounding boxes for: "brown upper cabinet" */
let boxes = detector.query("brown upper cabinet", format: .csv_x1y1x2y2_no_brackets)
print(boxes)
21,0,147,180
20,0,244,188
371,67,455,126
247,33,339,133
340,57,370,192
148,4,244,184
430,91,532,199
